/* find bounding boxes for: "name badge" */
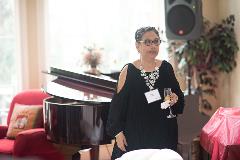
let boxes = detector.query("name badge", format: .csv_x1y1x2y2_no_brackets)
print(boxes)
144,89,161,104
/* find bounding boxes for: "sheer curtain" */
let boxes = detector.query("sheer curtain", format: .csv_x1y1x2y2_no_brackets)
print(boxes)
0,0,21,125
44,0,167,72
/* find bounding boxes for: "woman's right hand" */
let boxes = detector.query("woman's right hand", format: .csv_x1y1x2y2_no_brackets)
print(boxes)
115,131,128,151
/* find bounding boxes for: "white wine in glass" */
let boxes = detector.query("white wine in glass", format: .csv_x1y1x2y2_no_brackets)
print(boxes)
164,88,176,118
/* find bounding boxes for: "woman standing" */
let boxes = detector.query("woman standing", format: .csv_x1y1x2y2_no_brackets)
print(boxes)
107,26,184,159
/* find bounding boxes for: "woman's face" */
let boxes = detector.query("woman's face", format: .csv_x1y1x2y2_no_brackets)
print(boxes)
136,31,160,59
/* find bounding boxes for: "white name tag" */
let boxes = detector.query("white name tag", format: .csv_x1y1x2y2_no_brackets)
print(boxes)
144,89,161,104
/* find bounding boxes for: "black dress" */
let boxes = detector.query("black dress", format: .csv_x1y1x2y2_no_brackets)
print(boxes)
106,60,185,159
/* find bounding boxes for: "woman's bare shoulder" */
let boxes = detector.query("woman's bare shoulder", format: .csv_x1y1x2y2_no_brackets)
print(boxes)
117,65,129,93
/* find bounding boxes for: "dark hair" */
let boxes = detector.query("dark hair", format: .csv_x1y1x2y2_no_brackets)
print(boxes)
135,27,159,42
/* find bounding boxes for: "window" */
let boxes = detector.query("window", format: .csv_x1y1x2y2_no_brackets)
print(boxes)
0,0,20,125
44,0,168,72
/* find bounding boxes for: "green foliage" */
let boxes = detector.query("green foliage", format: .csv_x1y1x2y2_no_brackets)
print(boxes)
170,15,239,110
209,15,239,73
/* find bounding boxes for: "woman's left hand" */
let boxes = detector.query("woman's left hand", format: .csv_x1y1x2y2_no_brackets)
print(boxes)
170,93,178,106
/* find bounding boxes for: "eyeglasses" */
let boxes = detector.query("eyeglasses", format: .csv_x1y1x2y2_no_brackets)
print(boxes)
139,39,161,46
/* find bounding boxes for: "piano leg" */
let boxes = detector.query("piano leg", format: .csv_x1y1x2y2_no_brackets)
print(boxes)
90,145,99,160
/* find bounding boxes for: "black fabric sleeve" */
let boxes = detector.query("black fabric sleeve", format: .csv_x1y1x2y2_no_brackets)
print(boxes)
106,65,129,137
167,63,185,115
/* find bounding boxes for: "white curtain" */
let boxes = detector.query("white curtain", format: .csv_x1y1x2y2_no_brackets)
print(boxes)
44,0,167,72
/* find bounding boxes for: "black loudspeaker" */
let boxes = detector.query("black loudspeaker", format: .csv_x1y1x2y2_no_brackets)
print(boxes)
165,0,203,40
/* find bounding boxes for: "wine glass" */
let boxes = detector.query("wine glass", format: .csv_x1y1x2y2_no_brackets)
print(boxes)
164,88,176,118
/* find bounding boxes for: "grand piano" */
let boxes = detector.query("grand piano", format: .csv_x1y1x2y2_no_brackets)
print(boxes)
43,67,209,160
43,67,118,160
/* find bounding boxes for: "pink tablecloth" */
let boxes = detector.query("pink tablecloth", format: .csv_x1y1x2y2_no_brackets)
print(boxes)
200,107,240,160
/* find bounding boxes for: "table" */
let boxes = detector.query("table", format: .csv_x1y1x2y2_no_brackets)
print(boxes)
200,107,240,160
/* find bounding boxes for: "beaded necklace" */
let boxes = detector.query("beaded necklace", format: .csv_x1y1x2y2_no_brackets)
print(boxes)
140,62,160,90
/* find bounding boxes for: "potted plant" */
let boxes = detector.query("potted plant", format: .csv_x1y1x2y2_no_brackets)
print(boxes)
169,15,239,110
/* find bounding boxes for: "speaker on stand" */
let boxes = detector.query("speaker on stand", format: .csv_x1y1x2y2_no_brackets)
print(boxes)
165,0,203,40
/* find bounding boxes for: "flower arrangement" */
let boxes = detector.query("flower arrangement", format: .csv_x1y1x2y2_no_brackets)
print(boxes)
83,45,103,75
83,46,102,68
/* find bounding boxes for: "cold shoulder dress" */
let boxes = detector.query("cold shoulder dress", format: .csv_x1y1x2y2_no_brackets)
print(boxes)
106,60,185,159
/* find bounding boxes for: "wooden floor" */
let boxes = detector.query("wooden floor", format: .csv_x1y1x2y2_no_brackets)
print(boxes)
80,144,113,160
53,141,114,160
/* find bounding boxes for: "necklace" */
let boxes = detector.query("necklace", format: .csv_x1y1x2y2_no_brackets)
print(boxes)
140,62,159,90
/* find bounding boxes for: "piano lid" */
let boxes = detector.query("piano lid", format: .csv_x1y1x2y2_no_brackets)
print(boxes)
45,81,112,103
43,67,117,101
50,67,117,90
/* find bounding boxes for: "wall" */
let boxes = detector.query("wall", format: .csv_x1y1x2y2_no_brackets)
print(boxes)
19,0,43,89
199,0,240,113
201,0,220,115
218,0,240,107
202,0,219,23
26,0,41,89
200,0,240,113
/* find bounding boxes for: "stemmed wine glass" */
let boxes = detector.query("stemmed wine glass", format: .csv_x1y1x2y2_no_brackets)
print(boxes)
164,88,176,118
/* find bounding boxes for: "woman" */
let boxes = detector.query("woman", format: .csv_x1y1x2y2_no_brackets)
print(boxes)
107,26,184,159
